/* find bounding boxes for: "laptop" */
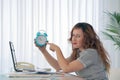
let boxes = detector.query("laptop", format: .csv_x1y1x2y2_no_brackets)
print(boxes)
9,41,53,74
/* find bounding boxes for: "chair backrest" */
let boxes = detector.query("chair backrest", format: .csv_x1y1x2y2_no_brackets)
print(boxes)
109,68,120,80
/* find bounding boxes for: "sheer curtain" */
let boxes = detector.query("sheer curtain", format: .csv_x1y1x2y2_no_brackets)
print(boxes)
0,0,120,73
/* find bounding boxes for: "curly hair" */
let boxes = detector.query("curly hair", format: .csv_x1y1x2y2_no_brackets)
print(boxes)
69,22,110,73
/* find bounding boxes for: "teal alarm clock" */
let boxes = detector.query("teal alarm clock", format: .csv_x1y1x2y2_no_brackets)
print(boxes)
35,31,48,47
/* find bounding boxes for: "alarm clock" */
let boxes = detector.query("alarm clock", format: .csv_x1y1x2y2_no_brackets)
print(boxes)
35,31,48,47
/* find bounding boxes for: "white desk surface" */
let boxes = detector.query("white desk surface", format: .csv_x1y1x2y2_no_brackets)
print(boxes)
0,72,84,80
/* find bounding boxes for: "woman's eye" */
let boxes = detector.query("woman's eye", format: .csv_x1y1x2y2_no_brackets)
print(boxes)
72,34,80,38
76,35,80,38
71,34,75,37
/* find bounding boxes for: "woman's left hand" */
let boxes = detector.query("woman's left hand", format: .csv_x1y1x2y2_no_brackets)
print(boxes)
47,43,60,52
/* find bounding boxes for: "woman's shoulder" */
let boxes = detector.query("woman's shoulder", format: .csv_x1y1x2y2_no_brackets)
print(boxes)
85,48,97,52
81,48,98,55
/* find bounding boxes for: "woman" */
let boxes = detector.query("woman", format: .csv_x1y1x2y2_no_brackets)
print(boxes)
35,22,110,80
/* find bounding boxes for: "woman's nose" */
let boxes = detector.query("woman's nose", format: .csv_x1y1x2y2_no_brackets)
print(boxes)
72,36,76,41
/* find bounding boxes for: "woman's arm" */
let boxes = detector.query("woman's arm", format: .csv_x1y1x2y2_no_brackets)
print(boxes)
48,43,84,73
40,48,61,71
37,46,61,71
35,42,61,71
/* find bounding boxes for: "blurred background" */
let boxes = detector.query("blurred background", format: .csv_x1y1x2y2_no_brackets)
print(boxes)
0,0,120,74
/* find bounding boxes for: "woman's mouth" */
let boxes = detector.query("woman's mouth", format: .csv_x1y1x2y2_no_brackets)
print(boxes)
72,43,77,45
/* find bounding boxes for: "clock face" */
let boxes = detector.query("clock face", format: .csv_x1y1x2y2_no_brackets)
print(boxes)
37,35,47,45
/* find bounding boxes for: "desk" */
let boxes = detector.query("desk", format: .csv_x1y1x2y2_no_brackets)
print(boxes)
0,72,84,80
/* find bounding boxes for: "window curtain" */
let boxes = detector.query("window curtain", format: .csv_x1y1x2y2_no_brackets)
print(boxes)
0,0,120,73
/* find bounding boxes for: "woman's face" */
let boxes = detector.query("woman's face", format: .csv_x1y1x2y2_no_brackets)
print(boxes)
71,28,84,51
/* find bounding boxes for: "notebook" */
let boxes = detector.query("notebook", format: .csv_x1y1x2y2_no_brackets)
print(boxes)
9,41,54,74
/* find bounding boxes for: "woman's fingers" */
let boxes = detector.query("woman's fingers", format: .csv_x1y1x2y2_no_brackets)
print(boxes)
47,43,57,52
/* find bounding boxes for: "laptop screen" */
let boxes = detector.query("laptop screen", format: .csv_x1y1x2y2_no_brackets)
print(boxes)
9,41,22,72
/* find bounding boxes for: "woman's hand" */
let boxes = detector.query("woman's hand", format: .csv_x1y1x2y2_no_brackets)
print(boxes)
34,39,47,53
47,43,60,52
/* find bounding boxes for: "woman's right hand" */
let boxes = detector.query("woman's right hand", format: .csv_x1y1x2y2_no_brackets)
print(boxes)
34,39,47,53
